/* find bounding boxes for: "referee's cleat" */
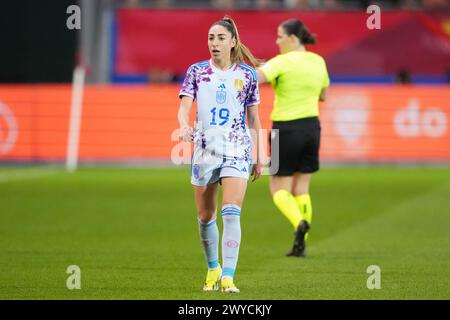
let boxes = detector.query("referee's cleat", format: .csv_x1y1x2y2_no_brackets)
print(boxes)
203,266,222,291
286,220,310,257
221,277,240,293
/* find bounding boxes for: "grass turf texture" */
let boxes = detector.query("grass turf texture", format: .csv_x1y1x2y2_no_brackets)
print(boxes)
0,166,449,299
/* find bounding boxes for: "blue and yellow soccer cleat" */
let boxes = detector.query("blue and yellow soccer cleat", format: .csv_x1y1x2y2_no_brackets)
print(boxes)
221,277,240,293
202,266,222,291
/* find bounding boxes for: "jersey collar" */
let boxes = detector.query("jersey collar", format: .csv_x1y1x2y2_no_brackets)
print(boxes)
209,59,236,73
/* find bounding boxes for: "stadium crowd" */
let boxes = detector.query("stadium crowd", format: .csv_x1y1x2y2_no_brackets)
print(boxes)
118,0,449,10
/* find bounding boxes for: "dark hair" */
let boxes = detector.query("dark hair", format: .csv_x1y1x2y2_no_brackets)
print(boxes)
280,19,316,45
211,16,262,67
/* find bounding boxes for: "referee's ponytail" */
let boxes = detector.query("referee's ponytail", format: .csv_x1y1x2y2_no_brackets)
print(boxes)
281,19,316,45
212,16,263,67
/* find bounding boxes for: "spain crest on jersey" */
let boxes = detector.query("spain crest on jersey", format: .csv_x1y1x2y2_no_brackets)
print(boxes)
216,83,227,104
216,90,226,104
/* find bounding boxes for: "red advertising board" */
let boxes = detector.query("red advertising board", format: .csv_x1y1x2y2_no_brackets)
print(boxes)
0,85,449,163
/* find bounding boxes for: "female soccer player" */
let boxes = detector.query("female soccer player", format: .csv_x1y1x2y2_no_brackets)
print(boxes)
256,19,330,257
177,16,263,293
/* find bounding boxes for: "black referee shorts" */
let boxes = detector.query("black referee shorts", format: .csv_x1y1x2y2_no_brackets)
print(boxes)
269,117,321,176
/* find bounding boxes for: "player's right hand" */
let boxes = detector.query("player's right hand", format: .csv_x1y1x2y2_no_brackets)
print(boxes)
179,126,193,142
251,162,264,182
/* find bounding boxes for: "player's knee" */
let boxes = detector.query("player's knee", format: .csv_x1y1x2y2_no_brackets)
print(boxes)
270,185,290,197
270,179,292,196
294,183,310,195
197,210,216,224
270,186,282,196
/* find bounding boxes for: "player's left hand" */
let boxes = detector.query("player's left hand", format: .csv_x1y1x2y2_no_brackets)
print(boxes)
251,162,263,182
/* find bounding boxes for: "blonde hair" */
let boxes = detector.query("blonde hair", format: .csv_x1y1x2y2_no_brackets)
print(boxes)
212,16,263,67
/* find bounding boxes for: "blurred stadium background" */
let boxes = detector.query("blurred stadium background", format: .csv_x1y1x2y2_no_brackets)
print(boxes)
0,0,449,164
0,0,449,300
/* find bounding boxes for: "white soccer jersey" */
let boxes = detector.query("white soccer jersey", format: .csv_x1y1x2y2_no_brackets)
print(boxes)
179,59,260,163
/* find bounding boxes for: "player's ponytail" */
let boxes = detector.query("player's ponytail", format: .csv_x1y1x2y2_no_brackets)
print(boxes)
281,19,316,45
213,16,263,67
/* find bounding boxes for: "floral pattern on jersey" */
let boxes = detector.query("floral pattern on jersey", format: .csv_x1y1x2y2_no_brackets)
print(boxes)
235,66,259,107
227,146,252,165
196,66,213,84
180,68,196,97
180,62,259,162
228,111,250,150
180,64,214,98
192,127,206,150
243,146,252,163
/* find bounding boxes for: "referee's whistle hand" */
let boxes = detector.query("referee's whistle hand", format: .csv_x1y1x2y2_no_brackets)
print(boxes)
251,163,263,182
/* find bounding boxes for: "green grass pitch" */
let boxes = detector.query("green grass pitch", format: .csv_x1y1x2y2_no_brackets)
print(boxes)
0,166,449,299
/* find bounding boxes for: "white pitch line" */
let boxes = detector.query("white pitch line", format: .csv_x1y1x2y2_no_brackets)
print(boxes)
0,169,58,183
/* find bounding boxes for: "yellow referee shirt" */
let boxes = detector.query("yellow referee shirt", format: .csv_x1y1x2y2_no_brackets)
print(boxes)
260,50,330,121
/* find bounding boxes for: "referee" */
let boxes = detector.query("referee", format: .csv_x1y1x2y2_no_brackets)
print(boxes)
257,19,330,257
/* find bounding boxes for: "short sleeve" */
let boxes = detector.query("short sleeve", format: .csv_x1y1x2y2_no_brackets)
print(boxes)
179,65,197,99
259,55,284,83
245,75,260,107
322,59,330,88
